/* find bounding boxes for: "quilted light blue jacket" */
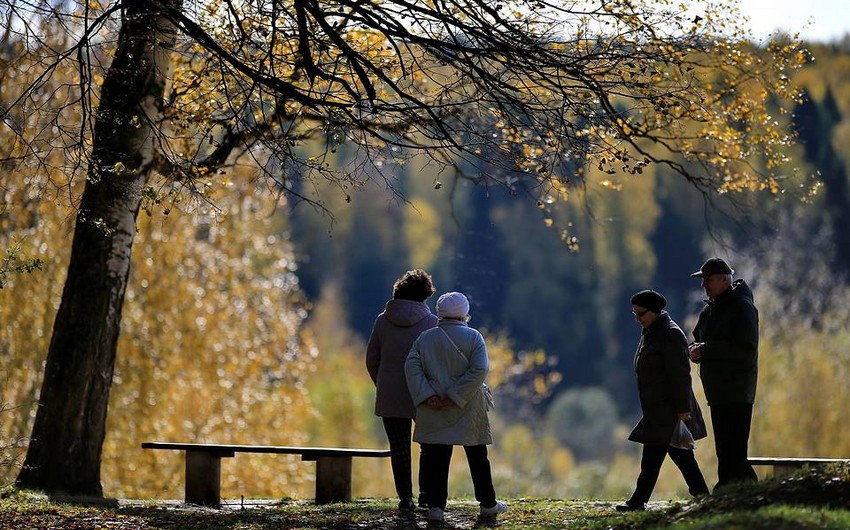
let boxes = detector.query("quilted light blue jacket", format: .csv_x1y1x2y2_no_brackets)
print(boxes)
404,320,492,445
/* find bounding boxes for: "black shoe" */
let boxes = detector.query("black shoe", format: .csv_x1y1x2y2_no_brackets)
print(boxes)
615,502,645,512
398,498,416,511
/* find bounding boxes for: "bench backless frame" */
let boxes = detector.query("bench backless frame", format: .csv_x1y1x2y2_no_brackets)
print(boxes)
142,442,391,507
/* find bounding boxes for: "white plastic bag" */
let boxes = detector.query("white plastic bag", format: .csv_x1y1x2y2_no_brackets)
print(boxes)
670,419,696,450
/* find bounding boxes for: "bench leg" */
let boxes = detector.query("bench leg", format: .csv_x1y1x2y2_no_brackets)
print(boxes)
185,451,223,507
315,456,352,504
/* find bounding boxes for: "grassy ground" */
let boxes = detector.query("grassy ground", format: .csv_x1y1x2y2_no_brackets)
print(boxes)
2,463,849,529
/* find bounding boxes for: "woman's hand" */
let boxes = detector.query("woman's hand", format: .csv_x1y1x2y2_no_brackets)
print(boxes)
426,396,442,409
425,395,456,410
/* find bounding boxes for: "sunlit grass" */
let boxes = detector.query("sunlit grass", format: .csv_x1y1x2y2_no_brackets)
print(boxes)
664,506,850,530
2,464,849,529
0,495,847,530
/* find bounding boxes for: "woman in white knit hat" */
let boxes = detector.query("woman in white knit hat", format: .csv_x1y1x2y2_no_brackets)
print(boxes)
405,291,507,521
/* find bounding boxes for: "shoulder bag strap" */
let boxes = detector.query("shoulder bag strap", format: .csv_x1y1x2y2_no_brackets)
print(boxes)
439,327,470,363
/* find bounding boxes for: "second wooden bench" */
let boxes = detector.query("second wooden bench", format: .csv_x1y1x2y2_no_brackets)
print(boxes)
749,456,849,477
141,442,391,507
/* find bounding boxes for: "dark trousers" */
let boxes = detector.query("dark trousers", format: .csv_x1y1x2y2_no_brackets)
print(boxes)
382,417,424,501
710,403,758,488
420,443,496,510
628,445,709,506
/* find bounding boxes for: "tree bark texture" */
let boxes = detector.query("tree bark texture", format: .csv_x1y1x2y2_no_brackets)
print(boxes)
17,0,180,496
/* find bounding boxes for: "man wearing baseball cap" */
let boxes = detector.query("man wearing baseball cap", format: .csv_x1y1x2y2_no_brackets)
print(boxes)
688,258,759,489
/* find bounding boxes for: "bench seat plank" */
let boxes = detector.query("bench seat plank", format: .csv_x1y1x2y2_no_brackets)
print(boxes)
748,457,847,465
141,442,390,459
749,456,849,477
142,442,390,506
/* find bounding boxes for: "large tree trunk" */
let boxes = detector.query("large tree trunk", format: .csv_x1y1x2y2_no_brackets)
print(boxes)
17,0,179,496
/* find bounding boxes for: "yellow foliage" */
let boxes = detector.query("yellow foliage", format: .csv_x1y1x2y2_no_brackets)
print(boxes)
0,42,85,486
484,330,560,402
751,325,850,458
0,159,320,499
299,283,396,498
101,190,317,500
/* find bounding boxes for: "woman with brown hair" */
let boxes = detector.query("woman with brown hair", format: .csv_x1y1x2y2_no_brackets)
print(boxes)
366,269,437,511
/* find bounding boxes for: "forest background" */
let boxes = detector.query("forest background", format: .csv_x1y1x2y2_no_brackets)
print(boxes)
2,24,850,503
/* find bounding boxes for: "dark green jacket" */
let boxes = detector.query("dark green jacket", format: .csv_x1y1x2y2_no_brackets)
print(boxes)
692,279,759,406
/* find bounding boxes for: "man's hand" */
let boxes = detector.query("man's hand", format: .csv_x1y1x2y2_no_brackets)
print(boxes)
688,342,703,362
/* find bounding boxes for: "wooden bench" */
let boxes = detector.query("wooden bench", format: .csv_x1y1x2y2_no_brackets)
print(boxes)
749,456,850,477
141,442,391,507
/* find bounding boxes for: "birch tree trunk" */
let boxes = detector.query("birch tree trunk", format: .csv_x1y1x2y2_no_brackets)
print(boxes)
17,0,180,496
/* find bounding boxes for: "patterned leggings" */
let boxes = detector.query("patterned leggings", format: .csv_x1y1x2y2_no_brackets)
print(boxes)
382,417,424,501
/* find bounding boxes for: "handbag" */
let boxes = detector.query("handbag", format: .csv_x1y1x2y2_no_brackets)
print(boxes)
439,327,495,411
482,383,495,411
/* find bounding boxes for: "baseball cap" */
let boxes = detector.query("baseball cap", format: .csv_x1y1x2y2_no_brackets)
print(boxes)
690,257,734,278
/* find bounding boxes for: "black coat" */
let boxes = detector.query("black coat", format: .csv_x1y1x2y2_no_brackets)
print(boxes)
692,279,759,406
628,312,707,446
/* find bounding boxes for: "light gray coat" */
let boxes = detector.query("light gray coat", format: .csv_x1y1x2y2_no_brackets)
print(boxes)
366,299,438,418
404,320,492,446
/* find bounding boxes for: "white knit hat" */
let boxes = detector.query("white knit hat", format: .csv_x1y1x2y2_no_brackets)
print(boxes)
436,291,470,318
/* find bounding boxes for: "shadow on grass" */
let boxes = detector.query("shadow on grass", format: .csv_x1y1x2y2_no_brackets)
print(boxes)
3,464,850,530
118,499,408,530
681,462,850,516
61,497,619,530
